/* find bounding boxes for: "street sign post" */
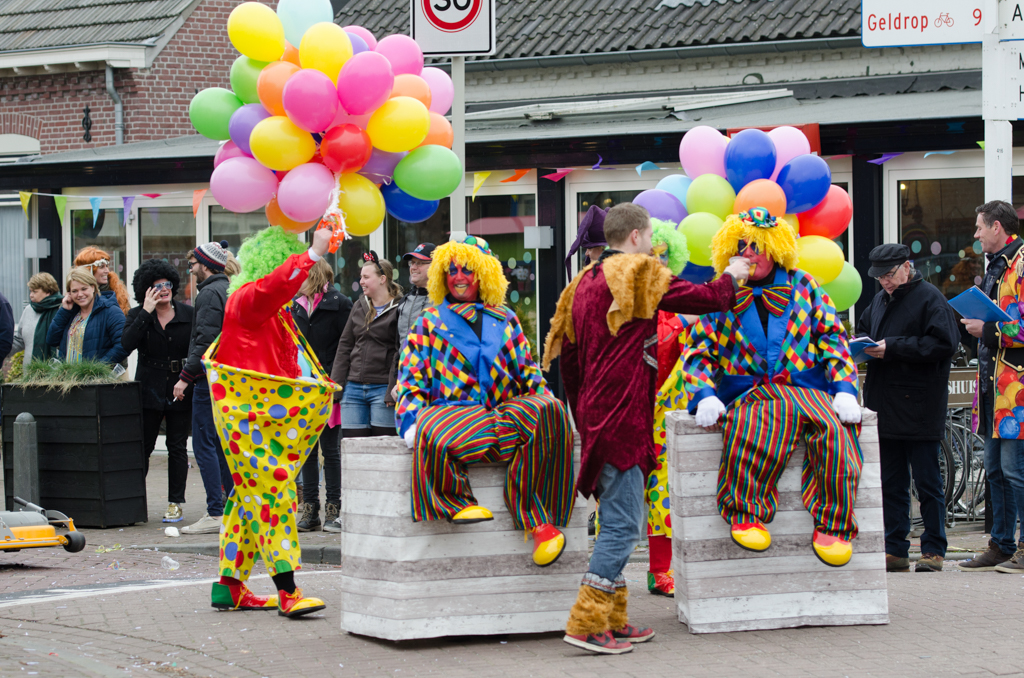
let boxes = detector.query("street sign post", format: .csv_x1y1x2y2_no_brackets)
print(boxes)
861,0,983,47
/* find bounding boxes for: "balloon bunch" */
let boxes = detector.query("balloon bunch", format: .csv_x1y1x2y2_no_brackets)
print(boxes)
633,125,860,311
189,0,461,240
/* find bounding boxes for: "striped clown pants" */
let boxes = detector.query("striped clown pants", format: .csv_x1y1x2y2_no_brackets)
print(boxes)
718,383,863,541
410,394,575,529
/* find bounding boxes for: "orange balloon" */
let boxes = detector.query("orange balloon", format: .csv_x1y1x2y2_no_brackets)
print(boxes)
733,178,787,217
257,60,300,117
389,74,431,109
266,195,317,233
418,112,453,148
282,42,301,66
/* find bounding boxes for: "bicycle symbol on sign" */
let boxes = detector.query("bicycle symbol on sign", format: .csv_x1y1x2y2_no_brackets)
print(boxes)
935,12,954,27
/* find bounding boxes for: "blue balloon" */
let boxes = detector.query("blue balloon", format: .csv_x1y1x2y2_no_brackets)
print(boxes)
724,129,776,193
678,261,716,284
347,32,369,55
776,154,831,213
276,0,334,48
381,182,439,223
655,174,693,211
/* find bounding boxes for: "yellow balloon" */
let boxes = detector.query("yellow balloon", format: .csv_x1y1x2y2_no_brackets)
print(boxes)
337,173,385,236
366,97,430,153
249,116,316,171
299,22,353,84
783,213,800,234
227,2,285,62
796,235,844,285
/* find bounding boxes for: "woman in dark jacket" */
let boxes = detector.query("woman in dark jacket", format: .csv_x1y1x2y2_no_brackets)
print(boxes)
292,260,353,533
47,267,127,364
122,259,195,524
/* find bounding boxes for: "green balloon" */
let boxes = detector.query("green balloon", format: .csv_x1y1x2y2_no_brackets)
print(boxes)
686,174,736,220
230,56,268,105
679,212,723,267
188,88,243,141
821,261,863,312
393,145,463,201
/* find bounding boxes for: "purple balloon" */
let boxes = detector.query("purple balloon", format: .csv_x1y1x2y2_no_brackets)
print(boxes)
633,189,687,225
210,156,278,213
358,148,407,184
228,104,271,156
346,32,369,55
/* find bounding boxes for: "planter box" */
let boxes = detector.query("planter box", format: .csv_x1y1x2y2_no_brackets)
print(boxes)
667,408,889,634
2,383,147,528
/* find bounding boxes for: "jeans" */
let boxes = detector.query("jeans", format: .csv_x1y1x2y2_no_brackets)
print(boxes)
984,435,1024,554
583,464,645,593
341,381,395,429
880,438,947,558
191,381,234,518
142,407,191,504
299,424,341,511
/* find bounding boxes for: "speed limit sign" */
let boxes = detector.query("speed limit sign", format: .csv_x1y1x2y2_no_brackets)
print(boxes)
411,0,496,56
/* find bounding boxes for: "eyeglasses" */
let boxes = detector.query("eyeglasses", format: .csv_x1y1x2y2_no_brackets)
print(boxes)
737,241,760,255
873,267,900,281
152,281,173,291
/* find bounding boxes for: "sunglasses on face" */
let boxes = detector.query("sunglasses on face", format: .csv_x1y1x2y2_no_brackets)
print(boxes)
737,241,760,255
152,281,173,291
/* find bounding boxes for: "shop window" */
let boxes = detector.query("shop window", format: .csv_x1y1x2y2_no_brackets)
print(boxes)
384,198,450,291
209,205,268,255
71,208,126,281
139,207,195,304
0,203,30,313
323,235,370,303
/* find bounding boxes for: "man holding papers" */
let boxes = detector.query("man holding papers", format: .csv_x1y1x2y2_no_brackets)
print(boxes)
856,244,959,573
959,201,1024,573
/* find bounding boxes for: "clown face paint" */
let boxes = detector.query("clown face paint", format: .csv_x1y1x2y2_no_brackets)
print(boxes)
447,263,480,302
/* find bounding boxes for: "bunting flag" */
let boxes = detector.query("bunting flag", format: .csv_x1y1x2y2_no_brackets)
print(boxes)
19,191,32,217
500,169,530,183
471,172,491,201
54,195,67,228
541,168,574,182
193,189,208,217
89,196,103,227
867,153,903,165
826,154,853,160
923,151,956,159
635,161,661,176
977,141,986,149
592,155,608,170
142,193,162,199
122,196,135,226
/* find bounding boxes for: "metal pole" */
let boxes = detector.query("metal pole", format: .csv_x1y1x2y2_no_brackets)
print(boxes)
13,412,39,508
450,56,467,238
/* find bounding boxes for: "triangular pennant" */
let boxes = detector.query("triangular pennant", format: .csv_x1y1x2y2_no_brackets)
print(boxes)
89,197,103,227
923,151,956,159
19,191,32,217
635,161,661,176
500,169,530,183
142,193,162,199
977,141,986,149
471,172,491,201
541,168,574,182
54,195,67,228
122,196,135,226
866,153,903,165
193,189,208,217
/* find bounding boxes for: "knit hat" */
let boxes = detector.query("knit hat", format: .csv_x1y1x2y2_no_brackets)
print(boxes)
193,240,230,273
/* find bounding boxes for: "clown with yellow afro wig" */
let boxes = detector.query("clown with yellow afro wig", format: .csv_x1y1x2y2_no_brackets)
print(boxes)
710,207,799,275
395,233,576,568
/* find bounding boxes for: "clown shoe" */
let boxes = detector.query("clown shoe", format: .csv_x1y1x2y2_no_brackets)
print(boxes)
812,530,852,567
529,523,565,566
731,521,771,552
210,582,278,611
278,588,326,618
647,570,675,597
450,505,494,524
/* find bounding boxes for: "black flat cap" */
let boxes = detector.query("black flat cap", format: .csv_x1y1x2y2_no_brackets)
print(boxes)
868,243,911,278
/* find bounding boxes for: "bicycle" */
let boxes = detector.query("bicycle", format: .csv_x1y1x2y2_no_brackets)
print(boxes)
935,12,954,27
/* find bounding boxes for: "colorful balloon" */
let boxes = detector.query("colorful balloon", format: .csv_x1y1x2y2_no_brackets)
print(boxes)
724,128,777,193
359,148,407,184
767,126,811,181
266,195,317,233
328,109,372,130
227,2,285,62
210,156,278,213
798,185,853,240
777,154,831,213
655,174,693,210
276,0,333,49
320,124,373,173
336,172,385,236
228,103,272,155
375,34,423,76
189,88,243,140
299,22,353,84
390,74,431,108
783,213,800,233
229,56,268,105
282,68,338,132
276,162,335,222
214,140,250,167
282,42,301,66
679,126,728,179
393,145,462,201
347,32,369,54
257,60,300,116
796,235,844,285
381,182,439,223
418,112,453,148
679,212,724,267
820,261,863,312
343,25,377,50
337,51,394,115
686,174,736,220
367,96,430,152
420,67,454,115
249,116,316,170
733,178,787,217
633,189,686,224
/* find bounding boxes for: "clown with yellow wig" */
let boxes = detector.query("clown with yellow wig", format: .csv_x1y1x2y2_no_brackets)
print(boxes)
395,234,575,566
677,207,863,567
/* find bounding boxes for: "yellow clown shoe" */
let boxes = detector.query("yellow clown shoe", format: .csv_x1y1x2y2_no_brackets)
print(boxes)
529,523,565,567
812,530,852,567
278,588,326,618
450,505,494,524
730,521,771,552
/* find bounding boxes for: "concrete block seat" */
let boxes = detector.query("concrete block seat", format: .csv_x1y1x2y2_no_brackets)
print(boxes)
666,408,889,634
340,436,587,641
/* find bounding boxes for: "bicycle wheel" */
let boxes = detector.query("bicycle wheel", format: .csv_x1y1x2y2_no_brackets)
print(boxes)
938,437,956,507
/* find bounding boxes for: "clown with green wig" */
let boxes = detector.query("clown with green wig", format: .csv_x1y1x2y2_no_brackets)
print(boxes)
204,225,339,618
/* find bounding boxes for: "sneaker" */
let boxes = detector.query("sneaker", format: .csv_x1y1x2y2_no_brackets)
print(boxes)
958,540,1015,572
563,631,633,655
297,503,321,532
995,544,1024,573
278,588,326,618
162,503,184,523
322,503,341,533
916,553,944,572
885,554,910,572
611,624,656,644
181,513,222,535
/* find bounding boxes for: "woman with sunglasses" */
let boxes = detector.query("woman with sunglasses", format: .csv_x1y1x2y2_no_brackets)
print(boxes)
74,246,131,315
331,250,404,438
122,259,195,524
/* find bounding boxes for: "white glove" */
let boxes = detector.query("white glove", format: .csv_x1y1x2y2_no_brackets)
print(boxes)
403,425,417,449
695,396,726,428
831,392,861,425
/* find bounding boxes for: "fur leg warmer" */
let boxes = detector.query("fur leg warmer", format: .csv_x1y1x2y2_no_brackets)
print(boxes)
565,585,614,636
608,586,629,631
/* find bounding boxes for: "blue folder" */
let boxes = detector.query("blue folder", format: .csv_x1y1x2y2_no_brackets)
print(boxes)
948,286,1013,323
849,338,877,363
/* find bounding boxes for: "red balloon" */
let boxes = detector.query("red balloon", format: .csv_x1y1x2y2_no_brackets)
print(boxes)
320,124,372,173
798,185,853,239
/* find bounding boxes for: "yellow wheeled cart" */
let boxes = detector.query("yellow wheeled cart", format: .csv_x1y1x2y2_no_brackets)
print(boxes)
0,497,86,553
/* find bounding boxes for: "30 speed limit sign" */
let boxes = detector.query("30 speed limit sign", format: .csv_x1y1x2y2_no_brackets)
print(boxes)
411,0,496,56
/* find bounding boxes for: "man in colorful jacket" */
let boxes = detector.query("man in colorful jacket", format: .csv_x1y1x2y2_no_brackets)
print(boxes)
395,235,575,568
959,200,1024,573
678,208,863,568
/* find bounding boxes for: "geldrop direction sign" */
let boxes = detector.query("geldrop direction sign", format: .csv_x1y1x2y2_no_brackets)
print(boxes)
861,0,984,47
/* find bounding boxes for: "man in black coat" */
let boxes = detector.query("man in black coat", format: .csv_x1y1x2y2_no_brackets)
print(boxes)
857,243,959,573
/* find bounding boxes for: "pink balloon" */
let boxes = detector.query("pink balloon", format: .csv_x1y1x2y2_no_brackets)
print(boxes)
375,34,423,76
337,52,394,116
276,162,335,222
343,25,377,50
283,69,339,133
210,157,278,213
327,107,372,130
420,67,453,115
214,140,249,167
767,126,812,181
679,126,728,179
